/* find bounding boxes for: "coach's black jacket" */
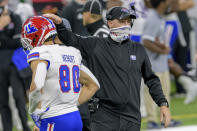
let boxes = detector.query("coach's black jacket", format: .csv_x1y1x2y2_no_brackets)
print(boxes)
56,22,168,124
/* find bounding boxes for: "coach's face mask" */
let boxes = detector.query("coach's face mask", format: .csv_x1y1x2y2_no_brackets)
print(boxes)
110,25,131,43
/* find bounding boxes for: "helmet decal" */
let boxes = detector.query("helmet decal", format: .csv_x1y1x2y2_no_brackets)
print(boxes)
25,22,38,34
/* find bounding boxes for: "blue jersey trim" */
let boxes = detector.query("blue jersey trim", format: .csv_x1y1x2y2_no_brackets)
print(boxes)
28,52,40,60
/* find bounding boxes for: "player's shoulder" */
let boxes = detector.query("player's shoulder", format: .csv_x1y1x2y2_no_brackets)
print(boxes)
61,44,81,55
27,46,50,64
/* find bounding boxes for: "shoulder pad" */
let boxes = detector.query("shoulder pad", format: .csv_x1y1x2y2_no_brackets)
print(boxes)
27,47,51,69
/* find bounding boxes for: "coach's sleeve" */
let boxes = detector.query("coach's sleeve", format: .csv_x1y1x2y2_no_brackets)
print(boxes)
56,22,97,60
141,46,168,106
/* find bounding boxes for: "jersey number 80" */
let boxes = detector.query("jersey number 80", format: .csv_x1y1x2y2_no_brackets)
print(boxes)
59,65,80,93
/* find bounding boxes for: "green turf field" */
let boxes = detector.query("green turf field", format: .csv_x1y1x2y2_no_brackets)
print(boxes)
141,81,197,130
141,97,197,130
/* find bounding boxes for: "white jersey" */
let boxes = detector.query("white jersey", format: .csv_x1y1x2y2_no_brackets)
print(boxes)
27,44,82,119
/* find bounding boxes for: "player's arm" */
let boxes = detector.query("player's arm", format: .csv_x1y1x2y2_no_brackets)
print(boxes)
78,65,100,105
43,14,97,59
29,60,48,114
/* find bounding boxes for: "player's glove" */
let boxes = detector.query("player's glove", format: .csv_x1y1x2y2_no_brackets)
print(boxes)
30,109,43,128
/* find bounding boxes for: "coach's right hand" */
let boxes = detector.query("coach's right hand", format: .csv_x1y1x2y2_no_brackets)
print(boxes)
43,14,62,24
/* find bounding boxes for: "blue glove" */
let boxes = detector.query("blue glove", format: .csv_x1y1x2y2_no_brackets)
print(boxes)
30,109,43,128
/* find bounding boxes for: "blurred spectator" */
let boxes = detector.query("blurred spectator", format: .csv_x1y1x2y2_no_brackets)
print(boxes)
83,0,109,37
188,0,197,37
8,0,33,12
132,0,197,104
169,0,195,95
162,0,197,103
15,0,34,23
188,0,197,65
0,0,30,131
32,0,64,15
106,0,122,9
142,0,180,129
168,58,197,104
61,0,89,35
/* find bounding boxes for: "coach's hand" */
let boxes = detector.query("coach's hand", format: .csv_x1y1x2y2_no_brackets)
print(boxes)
43,14,62,24
160,106,171,128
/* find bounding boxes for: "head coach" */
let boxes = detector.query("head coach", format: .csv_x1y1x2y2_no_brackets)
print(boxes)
44,5,171,131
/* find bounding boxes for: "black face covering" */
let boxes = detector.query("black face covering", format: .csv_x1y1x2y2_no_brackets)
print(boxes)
0,6,5,16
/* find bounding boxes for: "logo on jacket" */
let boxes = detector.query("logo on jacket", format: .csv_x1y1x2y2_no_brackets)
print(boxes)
130,55,136,60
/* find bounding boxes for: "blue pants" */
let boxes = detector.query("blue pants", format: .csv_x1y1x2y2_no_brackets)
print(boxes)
40,111,83,131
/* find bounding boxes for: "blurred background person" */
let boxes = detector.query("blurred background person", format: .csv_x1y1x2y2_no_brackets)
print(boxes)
106,0,122,9
8,0,32,12
61,0,89,35
142,0,181,129
168,0,195,96
0,0,30,131
32,0,64,15
163,0,197,104
14,0,34,24
61,0,107,36
188,0,197,47
83,0,109,37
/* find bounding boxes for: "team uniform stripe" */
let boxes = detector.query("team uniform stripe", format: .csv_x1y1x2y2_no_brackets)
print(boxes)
28,52,40,59
47,123,54,131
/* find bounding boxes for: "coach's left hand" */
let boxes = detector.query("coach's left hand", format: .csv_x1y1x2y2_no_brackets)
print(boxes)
160,106,171,128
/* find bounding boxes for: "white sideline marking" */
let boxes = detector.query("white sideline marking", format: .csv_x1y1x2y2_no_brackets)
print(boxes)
144,125,197,131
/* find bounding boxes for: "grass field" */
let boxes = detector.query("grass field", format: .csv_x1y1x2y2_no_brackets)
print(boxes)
141,97,197,130
5,81,197,131
141,81,197,130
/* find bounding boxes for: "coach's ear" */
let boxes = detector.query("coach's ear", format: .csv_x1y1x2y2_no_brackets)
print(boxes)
43,14,62,24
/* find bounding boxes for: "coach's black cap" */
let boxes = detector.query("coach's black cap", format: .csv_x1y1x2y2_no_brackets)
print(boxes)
106,6,136,20
83,0,102,15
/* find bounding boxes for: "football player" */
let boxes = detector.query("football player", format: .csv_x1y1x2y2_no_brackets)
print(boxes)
21,16,100,131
